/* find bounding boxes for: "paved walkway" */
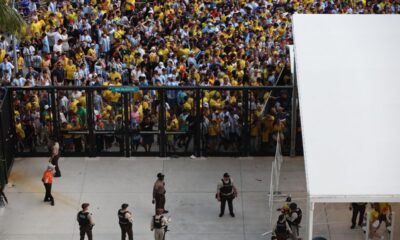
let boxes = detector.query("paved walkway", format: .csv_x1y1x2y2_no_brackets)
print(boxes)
0,156,398,240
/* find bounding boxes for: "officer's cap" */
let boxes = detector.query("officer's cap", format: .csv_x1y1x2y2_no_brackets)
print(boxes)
82,203,90,209
121,203,129,209
157,173,165,178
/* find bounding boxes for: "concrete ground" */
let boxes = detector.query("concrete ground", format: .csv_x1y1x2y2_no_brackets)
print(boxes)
0,156,398,240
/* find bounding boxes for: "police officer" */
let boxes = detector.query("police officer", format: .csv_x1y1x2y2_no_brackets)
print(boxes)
42,164,55,206
77,203,95,240
49,140,61,177
349,202,367,229
151,208,170,240
153,173,168,213
118,203,134,240
216,172,238,217
271,214,292,240
286,203,302,240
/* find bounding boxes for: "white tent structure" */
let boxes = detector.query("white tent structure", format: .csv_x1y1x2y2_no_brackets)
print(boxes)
292,15,400,239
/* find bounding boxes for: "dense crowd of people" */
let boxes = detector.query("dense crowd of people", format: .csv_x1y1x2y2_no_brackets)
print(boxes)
1,0,399,153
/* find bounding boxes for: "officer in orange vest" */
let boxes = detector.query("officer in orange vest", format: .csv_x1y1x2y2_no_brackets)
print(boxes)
42,164,55,206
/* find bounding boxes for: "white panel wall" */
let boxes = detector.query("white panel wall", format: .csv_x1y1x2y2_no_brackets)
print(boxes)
293,15,400,200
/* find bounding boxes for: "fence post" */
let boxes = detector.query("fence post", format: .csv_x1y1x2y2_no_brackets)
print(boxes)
86,90,95,157
194,88,201,157
290,62,298,157
159,90,166,157
123,93,130,157
243,89,250,156
390,212,395,240
50,88,59,141
365,211,370,240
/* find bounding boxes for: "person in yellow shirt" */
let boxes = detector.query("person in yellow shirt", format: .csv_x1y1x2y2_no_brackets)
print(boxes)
261,114,275,151
125,0,135,15
114,25,125,40
250,115,260,151
17,53,25,73
30,18,43,36
157,43,169,62
207,118,220,151
64,59,76,85
272,118,285,145
109,68,122,83
166,113,179,152
15,118,25,152
86,45,97,63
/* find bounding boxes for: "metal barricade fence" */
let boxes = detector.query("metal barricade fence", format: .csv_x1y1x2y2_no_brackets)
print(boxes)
0,88,14,185
4,85,295,159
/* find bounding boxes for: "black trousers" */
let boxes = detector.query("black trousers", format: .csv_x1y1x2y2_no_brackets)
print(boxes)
155,194,166,211
119,223,133,240
43,183,54,204
220,195,234,215
80,226,93,240
352,203,366,226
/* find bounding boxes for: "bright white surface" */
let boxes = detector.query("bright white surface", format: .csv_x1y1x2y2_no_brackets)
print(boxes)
293,15,400,202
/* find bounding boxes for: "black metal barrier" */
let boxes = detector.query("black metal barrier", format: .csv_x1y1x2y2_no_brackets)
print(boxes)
5,86,296,158
0,88,14,185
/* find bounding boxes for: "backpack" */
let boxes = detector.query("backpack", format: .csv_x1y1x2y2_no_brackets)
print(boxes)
292,208,302,225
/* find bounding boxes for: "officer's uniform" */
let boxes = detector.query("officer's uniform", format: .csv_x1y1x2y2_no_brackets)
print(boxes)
350,202,367,228
286,205,300,240
153,173,167,213
272,214,292,240
42,165,54,206
217,174,237,217
151,214,168,240
77,210,93,240
118,208,133,240
50,141,61,177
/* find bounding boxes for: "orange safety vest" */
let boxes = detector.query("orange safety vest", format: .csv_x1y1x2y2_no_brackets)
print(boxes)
42,170,53,184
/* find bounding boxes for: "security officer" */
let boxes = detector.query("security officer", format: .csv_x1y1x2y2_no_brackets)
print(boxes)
42,164,55,206
153,173,168,213
272,214,292,240
118,203,134,240
77,203,95,240
216,172,238,217
49,140,61,177
286,202,302,240
349,202,367,229
151,208,170,240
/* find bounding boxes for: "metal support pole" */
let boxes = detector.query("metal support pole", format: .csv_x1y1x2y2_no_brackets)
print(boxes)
306,199,314,240
158,90,166,157
290,61,298,157
194,88,201,157
365,211,370,240
243,89,250,156
86,90,95,157
0,114,7,186
123,93,130,157
268,162,275,225
11,0,18,73
390,212,395,240
50,89,59,141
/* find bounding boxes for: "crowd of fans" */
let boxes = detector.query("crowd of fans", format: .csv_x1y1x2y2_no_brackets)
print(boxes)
1,0,399,154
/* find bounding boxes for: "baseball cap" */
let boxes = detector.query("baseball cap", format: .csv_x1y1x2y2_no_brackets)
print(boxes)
121,203,129,209
157,173,165,178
